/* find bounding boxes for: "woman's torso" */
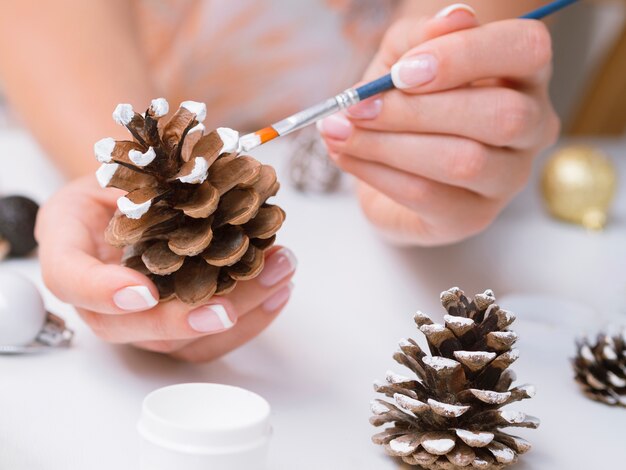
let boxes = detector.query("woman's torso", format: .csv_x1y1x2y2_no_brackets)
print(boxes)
134,0,398,130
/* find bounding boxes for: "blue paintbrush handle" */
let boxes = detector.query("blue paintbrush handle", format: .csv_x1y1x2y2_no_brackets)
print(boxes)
520,0,579,19
354,0,579,102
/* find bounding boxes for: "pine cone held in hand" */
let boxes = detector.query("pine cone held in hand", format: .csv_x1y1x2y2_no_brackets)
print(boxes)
573,330,626,407
94,99,285,305
371,288,539,470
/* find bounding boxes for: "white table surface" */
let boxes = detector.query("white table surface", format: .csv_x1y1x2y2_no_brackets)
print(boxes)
0,128,625,470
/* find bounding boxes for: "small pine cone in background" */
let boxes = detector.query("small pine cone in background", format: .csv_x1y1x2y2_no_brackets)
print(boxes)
371,287,539,470
573,330,626,407
94,98,285,305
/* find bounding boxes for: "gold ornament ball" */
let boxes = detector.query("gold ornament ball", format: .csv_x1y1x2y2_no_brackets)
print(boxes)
541,146,617,230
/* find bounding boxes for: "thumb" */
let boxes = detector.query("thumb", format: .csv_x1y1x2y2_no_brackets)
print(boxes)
364,3,479,80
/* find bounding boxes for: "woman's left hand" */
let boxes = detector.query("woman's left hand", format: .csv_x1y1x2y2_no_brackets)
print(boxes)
318,5,560,245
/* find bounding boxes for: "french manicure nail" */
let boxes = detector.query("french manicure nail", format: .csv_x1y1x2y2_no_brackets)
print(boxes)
113,286,158,311
317,113,353,141
188,304,236,333
435,3,476,18
258,248,297,287
262,283,294,312
391,54,438,89
346,98,383,120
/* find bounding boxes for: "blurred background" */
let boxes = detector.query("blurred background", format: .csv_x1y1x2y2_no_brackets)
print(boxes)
0,1,625,137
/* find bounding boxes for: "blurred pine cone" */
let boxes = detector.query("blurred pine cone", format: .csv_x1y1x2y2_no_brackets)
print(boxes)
95,99,285,305
371,287,538,469
573,330,626,407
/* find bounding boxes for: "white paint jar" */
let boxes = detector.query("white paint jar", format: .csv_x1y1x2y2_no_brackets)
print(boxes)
138,383,271,470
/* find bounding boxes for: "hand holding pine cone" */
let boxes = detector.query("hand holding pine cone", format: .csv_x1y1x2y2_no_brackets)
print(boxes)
371,288,538,470
94,99,285,305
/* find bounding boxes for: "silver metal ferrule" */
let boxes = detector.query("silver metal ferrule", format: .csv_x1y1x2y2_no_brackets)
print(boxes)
272,87,361,138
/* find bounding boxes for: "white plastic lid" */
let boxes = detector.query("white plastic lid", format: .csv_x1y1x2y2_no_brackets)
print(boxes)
138,383,271,454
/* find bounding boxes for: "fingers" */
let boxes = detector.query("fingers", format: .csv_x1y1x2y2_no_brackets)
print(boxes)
346,86,550,150
390,19,553,92
168,283,293,363
319,115,532,198
36,177,159,315
365,5,480,80
329,151,499,232
77,247,297,345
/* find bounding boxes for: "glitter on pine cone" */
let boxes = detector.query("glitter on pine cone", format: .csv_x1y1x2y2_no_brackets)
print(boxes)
573,330,626,407
95,98,285,305
371,288,539,470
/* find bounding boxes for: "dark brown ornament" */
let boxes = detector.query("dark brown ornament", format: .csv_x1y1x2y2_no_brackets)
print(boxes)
0,195,40,260
96,99,285,305
573,330,626,407
371,287,539,470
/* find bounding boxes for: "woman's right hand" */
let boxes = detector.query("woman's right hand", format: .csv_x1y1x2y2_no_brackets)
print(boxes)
36,175,296,362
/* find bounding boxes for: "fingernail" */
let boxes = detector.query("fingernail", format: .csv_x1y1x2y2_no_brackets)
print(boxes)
262,283,294,312
113,286,158,311
317,114,353,141
345,98,383,120
391,54,438,89
188,304,236,333
435,3,476,19
258,248,297,287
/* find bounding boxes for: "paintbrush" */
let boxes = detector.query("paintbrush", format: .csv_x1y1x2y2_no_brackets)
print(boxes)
238,0,579,152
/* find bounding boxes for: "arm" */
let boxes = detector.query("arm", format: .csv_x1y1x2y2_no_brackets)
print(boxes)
0,0,156,178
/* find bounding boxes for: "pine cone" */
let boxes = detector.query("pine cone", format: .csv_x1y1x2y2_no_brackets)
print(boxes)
371,287,539,470
94,98,285,305
573,330,626,407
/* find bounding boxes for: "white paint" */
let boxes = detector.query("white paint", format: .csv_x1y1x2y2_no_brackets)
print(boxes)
490,331,518,343
95,163,119,188
500,410,526,424
117,196,152,220
607,371,626,387
112,103,135,126
394,393,428,413
238,133,261,153
385,370,411,384
129,147,156,167
188,123,205,135
444,314,473,327
427,398,470,417
414,311,432,324
389,436,418,455
470,389,511,404
580,344,595,362
422,356,459,371
178,157,209,184
94,137,116,163
180,100,207,122
488,442,515,464
370,401,389,416
454,351,496,365
435,3,476,18
122,286,158,309
216,127,240,154
520,384,536,398
454,429,494,447
211,304,234,329
150,98,169,117
603,344,618,361
421,435,455,455
419,323,447,335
